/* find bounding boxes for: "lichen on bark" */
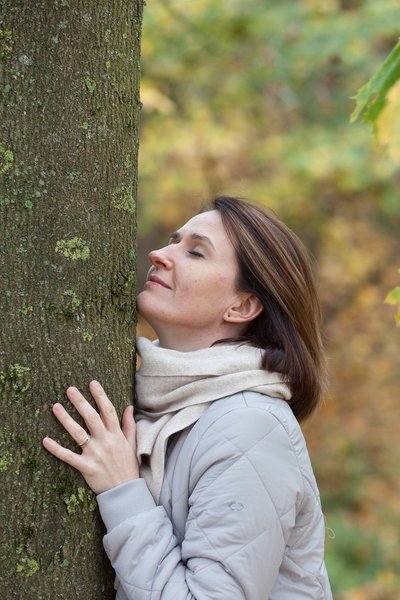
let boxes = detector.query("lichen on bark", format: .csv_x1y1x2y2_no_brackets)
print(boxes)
55,237,91,261
0,1,143,597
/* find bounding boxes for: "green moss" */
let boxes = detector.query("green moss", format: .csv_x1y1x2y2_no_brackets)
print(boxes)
55,237,90,260
62,289,81,309
66,170,81,182
0,364,31,393
0,29,13,58
17,433,28,445
62,289,81,318
64,486,96,515
0,143,14,175
111,184,135,214
129,247,136,262
75,326,94,342
64,493,80,515
21,525,36,541
53,475,77,499
16,557,39,577
0,196,14,207
124,152,132,172
21,305,34,315
84,75,96,95
0,451,13,472
24,199,33,210
82,330,93,342
22,455,39,471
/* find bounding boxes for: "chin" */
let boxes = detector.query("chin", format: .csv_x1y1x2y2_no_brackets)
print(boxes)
137,292,151,319
137,294,161,330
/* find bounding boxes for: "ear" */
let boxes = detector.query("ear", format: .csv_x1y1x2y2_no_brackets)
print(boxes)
223,293,263,324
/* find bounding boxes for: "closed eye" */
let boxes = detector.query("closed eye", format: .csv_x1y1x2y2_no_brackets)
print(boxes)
188,250,204,258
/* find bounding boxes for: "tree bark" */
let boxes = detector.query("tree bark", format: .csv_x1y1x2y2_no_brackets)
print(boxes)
0,1,143,597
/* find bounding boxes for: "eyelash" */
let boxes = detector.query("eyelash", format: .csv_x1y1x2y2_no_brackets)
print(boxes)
167,240,204,258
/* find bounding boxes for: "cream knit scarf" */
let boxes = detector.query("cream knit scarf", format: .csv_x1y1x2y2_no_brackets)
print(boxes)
135,336,292,502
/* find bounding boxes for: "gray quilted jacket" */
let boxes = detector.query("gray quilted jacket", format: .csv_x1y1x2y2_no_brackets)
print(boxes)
97,391,333,599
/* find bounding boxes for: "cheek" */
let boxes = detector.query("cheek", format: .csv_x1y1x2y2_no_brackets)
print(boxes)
179,277,202,298
213,274,237,298
185,275,235,308
218,274,235,286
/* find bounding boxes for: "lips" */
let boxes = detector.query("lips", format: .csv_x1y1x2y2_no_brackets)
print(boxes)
147,274,171,289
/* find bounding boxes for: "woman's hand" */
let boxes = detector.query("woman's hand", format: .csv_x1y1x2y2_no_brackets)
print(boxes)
42,380,139,495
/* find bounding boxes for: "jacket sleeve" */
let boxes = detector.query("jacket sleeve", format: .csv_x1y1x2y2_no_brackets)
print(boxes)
97,407,303,599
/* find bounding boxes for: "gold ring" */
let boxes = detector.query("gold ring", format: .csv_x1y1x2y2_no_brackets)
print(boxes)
78,434,90,448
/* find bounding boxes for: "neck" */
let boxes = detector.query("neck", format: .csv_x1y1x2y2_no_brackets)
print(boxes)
147,322,243,352
157,334,217,352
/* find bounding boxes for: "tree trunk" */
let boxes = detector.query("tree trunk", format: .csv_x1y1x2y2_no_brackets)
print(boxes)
0,1,143,597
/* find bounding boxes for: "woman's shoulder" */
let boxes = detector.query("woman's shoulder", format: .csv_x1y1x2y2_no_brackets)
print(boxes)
186,391,319,498
195,390,304,448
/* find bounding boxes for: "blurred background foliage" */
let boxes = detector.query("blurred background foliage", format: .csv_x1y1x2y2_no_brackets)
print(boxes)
137,1,400,597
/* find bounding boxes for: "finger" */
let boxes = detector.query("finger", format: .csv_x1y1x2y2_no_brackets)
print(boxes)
122,405,136,448
66,386,103,436
52,402,91,447
88,380,120,431
42,436,86,471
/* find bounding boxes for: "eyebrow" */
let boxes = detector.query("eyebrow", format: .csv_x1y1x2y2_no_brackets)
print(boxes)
169,231,216,250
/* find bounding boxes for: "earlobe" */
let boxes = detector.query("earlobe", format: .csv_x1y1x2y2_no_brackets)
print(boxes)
224,294,263,324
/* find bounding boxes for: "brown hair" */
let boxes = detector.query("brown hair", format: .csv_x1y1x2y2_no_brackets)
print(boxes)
205,196,326,421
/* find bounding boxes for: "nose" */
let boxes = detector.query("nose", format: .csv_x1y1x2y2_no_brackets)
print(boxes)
148,246,173,269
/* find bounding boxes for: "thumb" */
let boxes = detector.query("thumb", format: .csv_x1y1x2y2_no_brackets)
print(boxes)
122,405,136,448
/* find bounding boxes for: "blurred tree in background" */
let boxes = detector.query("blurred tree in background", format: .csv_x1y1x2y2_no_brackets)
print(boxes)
351,37,400,327
137,1,400,598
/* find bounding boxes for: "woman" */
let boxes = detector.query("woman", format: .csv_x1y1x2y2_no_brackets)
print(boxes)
43,196,332,599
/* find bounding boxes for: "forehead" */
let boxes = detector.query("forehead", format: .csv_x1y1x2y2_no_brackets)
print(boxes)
178,210,225,237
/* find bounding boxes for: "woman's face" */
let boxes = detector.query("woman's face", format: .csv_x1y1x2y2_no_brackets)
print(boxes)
137,210,243,346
